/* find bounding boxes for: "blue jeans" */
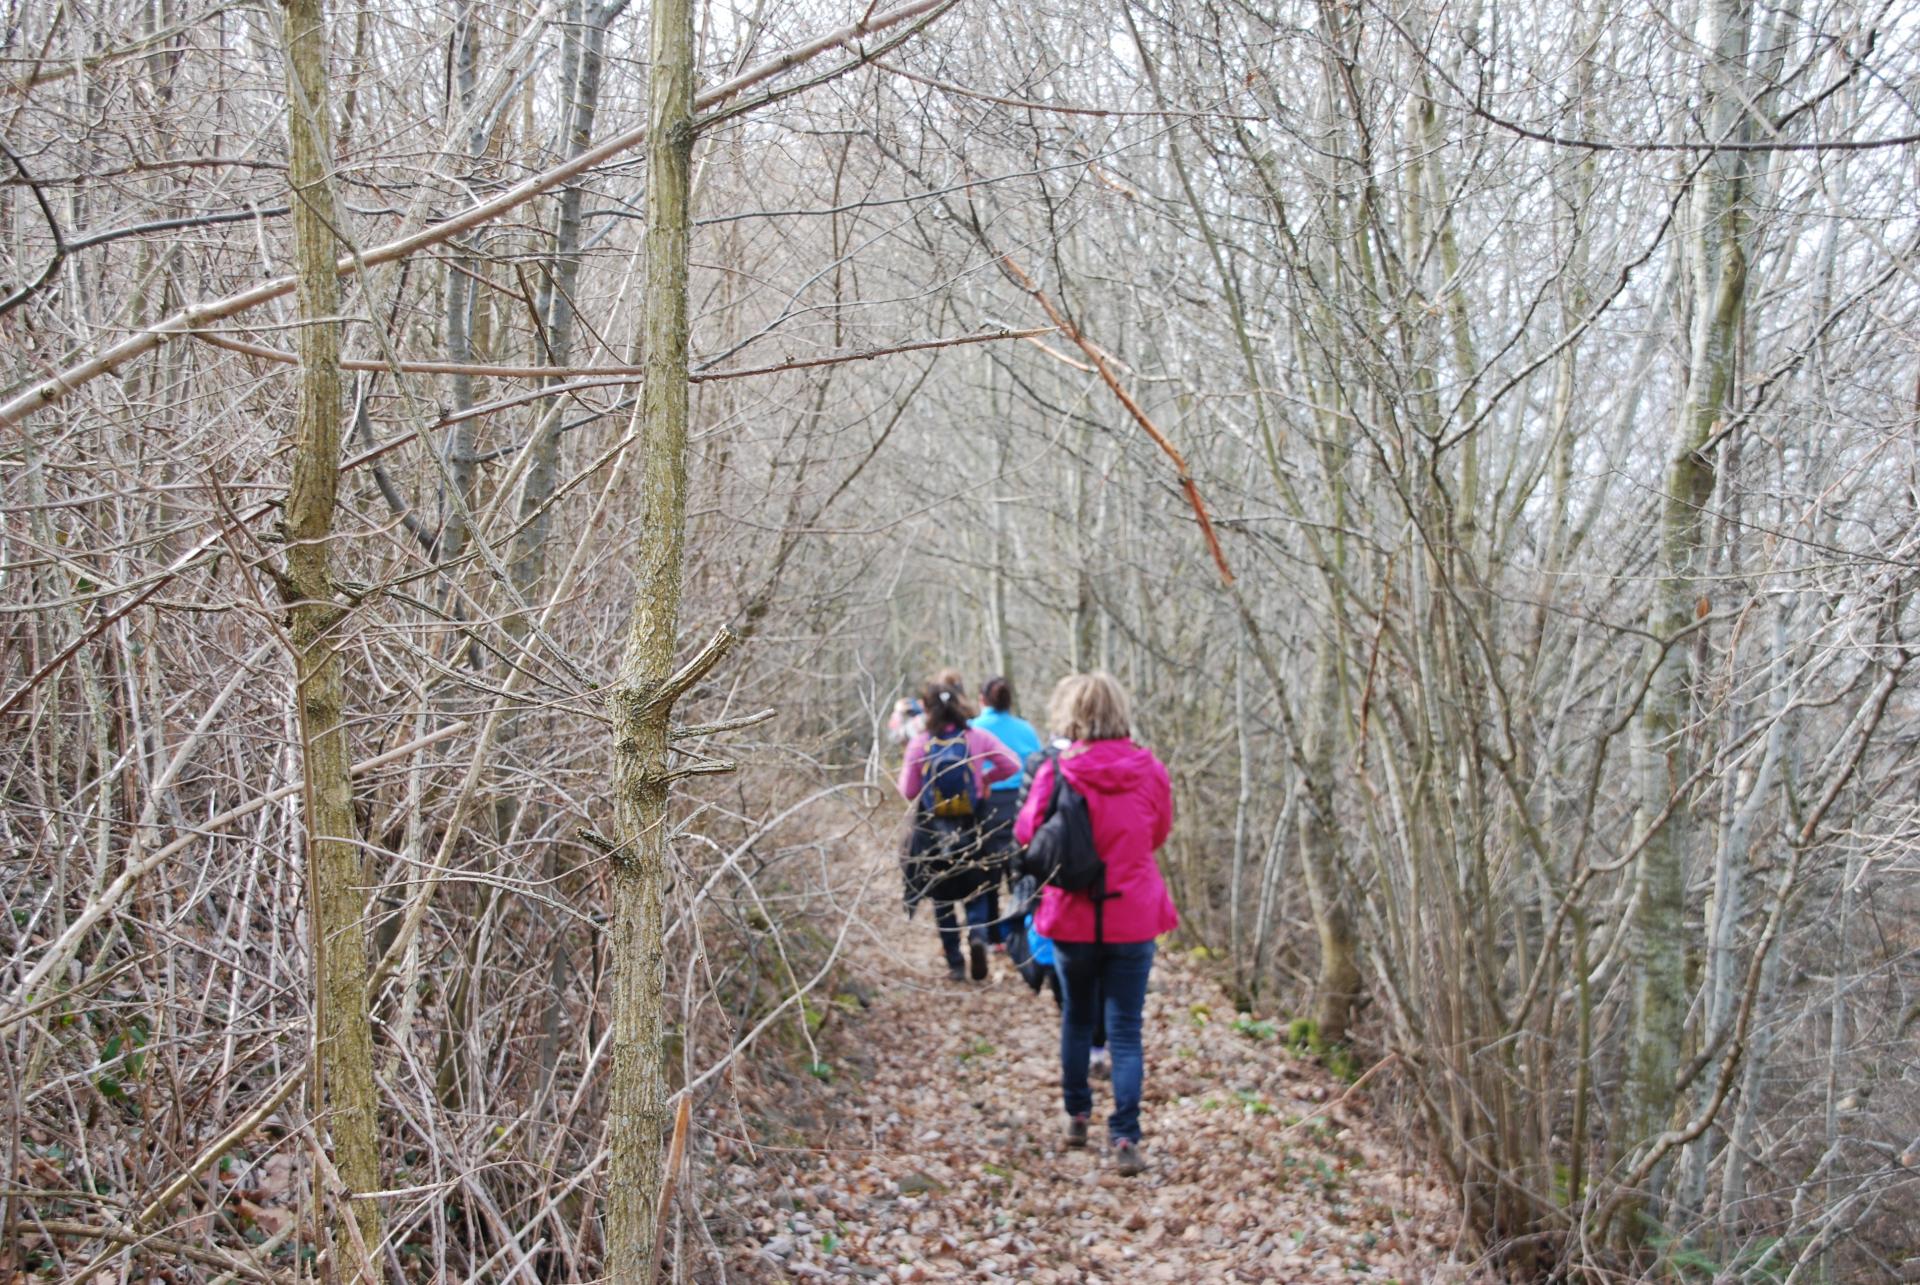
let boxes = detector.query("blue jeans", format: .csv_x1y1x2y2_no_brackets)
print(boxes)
1054,939,1156,1143
932,893,996,968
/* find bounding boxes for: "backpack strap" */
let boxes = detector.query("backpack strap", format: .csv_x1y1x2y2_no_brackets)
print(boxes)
1035,748,1117,944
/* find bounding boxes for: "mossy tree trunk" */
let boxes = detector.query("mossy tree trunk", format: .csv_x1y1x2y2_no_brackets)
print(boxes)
277,0,384,1274
605,0,694,1275
1628,0,1751,1213
1299,645,1362,1047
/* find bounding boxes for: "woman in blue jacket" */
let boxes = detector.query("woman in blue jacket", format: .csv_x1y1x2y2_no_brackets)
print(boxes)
971,676,1042,947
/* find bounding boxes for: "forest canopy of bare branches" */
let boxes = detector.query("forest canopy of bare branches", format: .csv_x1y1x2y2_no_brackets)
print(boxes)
5,0,1919,1278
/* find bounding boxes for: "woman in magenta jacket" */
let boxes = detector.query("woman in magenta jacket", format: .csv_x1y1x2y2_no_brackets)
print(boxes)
1014,671,1175,1174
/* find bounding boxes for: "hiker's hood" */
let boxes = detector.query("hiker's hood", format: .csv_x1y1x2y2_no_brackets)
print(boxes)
1061,737,1159,795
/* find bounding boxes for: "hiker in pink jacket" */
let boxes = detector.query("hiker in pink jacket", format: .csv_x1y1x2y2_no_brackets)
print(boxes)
897,671,1019,981
1014,671,1175,1175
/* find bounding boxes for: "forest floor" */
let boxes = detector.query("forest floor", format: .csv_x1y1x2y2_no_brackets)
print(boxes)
710,869,1458,1283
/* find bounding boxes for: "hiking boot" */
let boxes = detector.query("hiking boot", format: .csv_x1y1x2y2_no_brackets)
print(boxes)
946,963,966,982
1112,1139,1146,1176
1064,1115,1090,1149
969,940,989,981
1089,1047,1111,1081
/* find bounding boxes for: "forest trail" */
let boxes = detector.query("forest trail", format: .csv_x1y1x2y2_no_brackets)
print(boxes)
717,862,1455,1283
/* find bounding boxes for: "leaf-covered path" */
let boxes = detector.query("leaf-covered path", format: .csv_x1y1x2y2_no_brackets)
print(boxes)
716,885,1454,1282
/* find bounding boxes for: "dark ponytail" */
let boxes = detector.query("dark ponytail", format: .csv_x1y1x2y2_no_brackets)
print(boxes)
920,670,977,732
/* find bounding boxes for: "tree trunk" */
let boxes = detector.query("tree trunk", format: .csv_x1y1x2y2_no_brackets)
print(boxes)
497,0,608,1136
1628,0,1751,1200
989,417,1014,688
1300,645,1361,1046
507,0,608,616
277,0,383,1274
605,0,694,1274
1069,423,1097,672
437,0,485,570
1230,654,1250,990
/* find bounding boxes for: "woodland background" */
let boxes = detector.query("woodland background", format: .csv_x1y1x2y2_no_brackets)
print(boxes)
3,0,1919,1278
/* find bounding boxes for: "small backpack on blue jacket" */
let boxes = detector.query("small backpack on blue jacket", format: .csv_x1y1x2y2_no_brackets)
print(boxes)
1004,873,1054,993
919,733,976,821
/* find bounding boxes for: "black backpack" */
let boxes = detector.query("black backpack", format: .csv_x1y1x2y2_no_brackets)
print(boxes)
1019,752,1117,941
1020,752,1105,895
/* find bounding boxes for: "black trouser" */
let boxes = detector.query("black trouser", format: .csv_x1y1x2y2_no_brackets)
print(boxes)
910,817,995,965
932,893,996,968
973,791,1022,944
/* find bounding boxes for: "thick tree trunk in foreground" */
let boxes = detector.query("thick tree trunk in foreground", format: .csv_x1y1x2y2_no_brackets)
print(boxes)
605,0,694,1274
277,0,384,1274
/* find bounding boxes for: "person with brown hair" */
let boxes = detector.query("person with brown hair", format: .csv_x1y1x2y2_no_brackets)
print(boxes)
970,675,1043,950
1014,671,1175,1175
897,671,1020,980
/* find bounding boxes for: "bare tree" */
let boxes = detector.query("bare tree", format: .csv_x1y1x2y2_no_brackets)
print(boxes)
276,0,384,1272
5,0,1917,1279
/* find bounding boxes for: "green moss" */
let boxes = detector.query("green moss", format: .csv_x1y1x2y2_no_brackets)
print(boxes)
1274,1016,1360,1081
958,1037,995,1062
1231,1014,1278,1041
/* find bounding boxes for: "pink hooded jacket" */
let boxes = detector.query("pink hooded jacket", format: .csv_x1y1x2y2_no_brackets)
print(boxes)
1015,738,1177,944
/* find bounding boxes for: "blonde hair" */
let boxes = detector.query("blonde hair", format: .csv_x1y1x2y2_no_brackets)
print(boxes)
1047,670,1132,742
